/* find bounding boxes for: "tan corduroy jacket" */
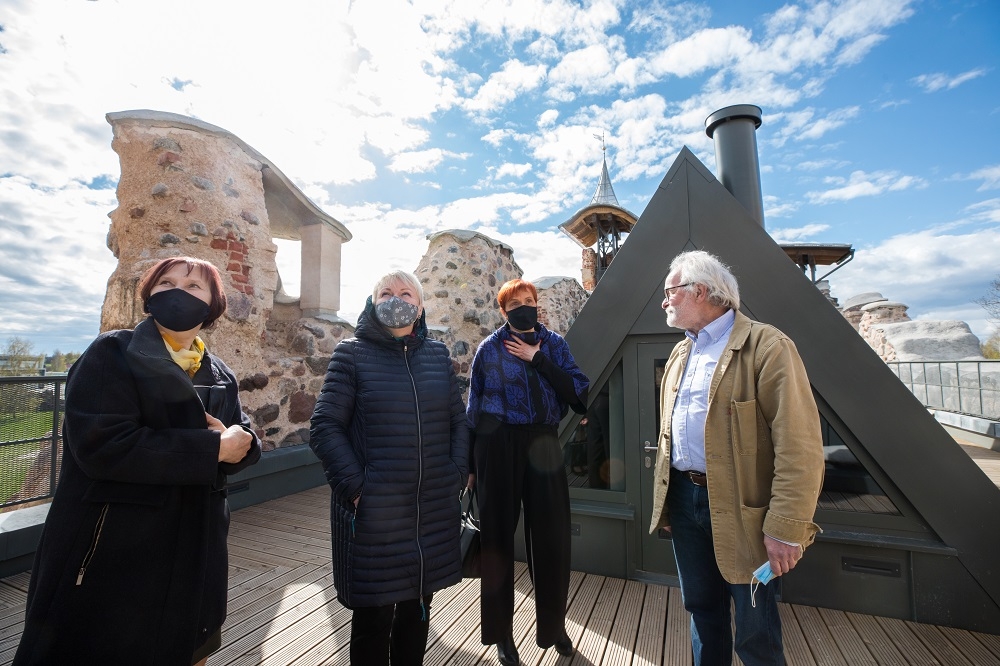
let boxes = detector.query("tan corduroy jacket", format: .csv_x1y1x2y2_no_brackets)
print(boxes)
649,311,825,584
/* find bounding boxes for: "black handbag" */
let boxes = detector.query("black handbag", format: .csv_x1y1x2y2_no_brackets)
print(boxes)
460,487,482,578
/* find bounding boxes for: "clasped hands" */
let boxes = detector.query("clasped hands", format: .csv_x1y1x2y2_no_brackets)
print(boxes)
206,413,253,463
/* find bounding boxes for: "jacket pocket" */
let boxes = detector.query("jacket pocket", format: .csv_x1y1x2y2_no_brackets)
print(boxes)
731,399,759,455
76,503,110,586
739,504,769,574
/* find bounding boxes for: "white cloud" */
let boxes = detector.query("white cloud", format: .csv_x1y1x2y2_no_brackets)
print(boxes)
965,165,1000,191
495,163,533,178
829,225,1000,341
911,67,988,93
807,170,927,203
388,148,468,174
768,223,830,241
770,107,859,146
463,59,548,114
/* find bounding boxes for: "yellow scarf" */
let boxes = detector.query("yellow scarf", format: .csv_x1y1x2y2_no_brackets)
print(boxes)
162,334,206,378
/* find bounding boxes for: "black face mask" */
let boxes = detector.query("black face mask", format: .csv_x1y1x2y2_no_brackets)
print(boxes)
506,304,538,332
145,289,210,332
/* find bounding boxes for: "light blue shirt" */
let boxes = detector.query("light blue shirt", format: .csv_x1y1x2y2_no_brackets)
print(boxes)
671,309,736,474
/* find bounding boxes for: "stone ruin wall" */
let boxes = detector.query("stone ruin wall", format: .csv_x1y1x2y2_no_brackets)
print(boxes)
102,116,351,452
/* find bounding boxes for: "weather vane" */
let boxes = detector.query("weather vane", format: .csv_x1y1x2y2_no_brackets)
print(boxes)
593,131,606,154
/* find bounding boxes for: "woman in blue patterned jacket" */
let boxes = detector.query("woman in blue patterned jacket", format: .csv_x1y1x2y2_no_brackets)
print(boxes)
467,278,589,666
310,270,469,666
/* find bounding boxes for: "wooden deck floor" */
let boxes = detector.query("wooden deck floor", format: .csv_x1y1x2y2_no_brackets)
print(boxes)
1,486,999,665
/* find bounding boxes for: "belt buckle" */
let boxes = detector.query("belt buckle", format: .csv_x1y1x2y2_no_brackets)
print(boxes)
686,470,707,487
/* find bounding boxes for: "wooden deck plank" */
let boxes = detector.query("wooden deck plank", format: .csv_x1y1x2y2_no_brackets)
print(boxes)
216,571,338,665
936,625,1000,666
815,607,877,665
422,578,486,663
972,630,1000,659
0,485,997,666
601,579,644,666
791,604,848,665
535,571,601,666
664,585,692,666
632,580,668,666
904,621,974,666
875,616,943,665
225,565,332,631
777,603,816,666
573,576,625,666
842,611,908,666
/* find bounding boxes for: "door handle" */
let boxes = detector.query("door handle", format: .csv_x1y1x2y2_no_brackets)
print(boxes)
643,440,657,452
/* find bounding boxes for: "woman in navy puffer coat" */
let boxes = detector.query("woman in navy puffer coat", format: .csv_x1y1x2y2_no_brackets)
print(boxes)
310,270,469,666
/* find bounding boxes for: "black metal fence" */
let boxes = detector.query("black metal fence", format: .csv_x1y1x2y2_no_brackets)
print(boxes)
0,375,65,510
887,360,1000,421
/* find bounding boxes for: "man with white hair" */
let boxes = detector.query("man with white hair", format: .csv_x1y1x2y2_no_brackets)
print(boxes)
649,250,824,665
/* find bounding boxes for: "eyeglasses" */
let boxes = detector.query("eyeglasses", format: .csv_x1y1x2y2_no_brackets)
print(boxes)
664,283,692,299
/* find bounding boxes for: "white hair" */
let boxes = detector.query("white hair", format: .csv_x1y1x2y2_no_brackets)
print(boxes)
669,251,740,310
371,270,424,307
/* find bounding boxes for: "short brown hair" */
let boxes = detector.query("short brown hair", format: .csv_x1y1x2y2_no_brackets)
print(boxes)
496,279,537,311
139,257,227,327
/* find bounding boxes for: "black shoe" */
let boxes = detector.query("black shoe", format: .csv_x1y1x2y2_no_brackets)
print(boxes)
497,634,519,666
553,633,574,657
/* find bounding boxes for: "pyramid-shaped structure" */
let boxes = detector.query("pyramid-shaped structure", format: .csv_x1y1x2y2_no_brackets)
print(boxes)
565,147,1000,632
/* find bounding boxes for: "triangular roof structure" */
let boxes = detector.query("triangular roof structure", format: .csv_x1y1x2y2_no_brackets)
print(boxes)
565,147,1000,631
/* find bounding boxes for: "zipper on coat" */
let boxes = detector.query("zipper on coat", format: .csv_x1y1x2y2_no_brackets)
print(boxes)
76,503,110,586
402,342,427,605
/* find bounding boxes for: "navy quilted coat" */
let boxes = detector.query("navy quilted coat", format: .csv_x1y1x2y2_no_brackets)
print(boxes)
309,301,469,609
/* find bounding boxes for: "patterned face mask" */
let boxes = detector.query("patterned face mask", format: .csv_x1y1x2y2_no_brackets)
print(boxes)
375,296,420,329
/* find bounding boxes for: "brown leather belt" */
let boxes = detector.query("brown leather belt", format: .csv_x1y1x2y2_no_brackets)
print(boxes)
680,469,707,487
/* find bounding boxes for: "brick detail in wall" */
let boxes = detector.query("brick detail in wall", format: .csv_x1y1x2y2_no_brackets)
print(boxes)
211,234,254,295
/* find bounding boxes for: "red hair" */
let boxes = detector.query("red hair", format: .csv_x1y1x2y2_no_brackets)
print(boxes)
139,257,227,327
496,279,537,311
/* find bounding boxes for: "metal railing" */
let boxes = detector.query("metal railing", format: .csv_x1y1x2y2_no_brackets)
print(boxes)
0,375,65,510
886,360,1000,421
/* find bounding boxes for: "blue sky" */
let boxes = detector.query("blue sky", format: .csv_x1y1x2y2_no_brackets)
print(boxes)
1,0,998,355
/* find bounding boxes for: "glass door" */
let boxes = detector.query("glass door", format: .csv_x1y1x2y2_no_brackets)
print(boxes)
636,339,682,576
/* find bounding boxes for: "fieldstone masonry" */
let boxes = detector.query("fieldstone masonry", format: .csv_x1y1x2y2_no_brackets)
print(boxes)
838,290,984,362
102,111,352,451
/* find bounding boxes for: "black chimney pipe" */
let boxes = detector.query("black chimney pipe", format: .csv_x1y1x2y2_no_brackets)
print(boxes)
705,104,765,227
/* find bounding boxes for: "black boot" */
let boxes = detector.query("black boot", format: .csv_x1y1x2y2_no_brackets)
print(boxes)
497,634,519,666
553,632,574,657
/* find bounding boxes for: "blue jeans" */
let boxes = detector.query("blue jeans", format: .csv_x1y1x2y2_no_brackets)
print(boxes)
667,469,784,666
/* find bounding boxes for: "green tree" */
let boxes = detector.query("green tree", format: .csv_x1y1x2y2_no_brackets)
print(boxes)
0,337,44,418
983,331,1000,359
977,278,1000,359
48,350,66,373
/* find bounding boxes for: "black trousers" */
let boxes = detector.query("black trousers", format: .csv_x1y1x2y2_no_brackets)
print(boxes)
475,415,571,647
350,594,433,666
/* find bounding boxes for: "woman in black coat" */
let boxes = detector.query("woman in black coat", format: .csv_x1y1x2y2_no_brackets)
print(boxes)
13,257,260,666
310,269,469,666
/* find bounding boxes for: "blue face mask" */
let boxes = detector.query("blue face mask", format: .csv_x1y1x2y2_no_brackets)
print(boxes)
750,561,775,608
752,561,776,585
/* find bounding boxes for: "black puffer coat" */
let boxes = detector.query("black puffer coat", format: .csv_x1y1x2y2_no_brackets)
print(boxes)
309,300,469,609
13,318,260,666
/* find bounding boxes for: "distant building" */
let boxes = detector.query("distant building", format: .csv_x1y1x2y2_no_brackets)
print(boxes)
0,355,45,375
